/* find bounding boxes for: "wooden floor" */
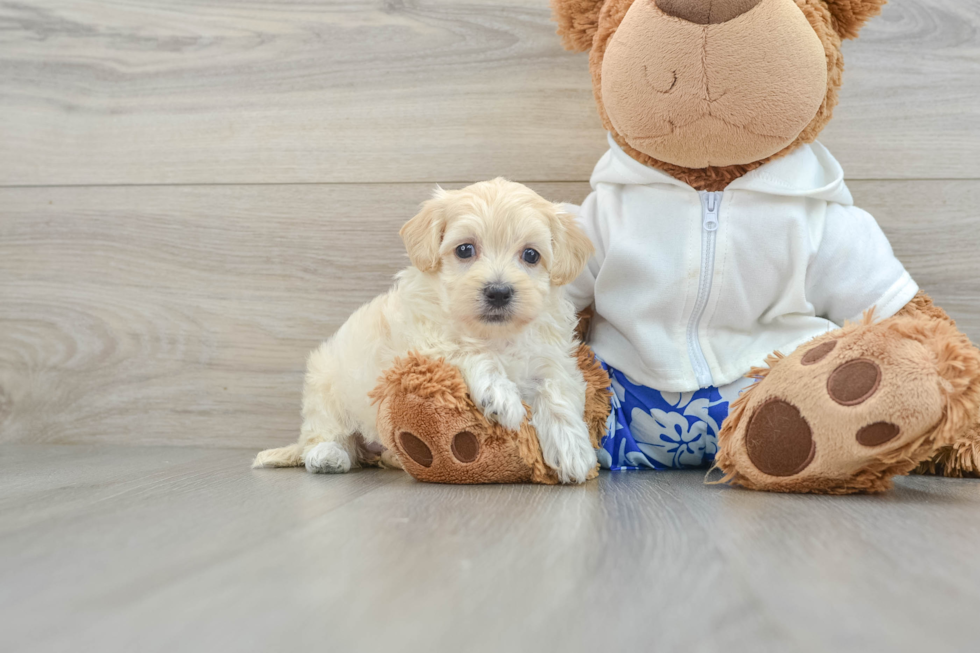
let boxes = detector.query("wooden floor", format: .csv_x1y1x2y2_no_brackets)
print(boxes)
2,445,979,653
3,1,980,649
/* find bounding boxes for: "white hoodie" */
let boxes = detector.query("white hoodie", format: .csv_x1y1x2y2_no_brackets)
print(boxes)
566,134,918,393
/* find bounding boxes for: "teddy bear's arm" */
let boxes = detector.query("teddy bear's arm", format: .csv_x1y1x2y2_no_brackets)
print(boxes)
806,203,919,327
894,290,956,326
894,292,980,479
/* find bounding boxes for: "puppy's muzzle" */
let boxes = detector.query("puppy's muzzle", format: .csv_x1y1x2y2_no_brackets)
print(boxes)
481,283,515,323
482,283,514,309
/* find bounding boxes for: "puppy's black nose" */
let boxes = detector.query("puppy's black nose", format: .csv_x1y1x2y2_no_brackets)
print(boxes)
483,284,514,308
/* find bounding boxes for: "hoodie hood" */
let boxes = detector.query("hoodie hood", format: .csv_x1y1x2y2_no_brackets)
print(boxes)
590,133,853,205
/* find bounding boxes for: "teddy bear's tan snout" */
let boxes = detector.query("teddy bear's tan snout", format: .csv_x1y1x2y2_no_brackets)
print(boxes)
599,0,829,169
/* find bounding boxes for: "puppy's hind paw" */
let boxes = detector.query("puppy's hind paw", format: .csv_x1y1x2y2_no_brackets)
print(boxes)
304,442,352,474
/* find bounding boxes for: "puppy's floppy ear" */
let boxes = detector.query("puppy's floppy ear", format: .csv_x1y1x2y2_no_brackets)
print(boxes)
824,0,887,40
550,0,606,52
400,188,447,272
548,204,595,286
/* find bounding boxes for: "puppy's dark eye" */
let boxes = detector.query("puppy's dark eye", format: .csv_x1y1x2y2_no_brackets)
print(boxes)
455,244,476,260
522,248,540,265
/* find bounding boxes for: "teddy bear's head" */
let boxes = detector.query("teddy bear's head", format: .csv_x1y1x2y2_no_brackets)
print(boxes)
551,0,886,189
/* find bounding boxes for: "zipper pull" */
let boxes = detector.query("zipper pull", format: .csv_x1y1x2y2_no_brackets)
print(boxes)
702,192,720,232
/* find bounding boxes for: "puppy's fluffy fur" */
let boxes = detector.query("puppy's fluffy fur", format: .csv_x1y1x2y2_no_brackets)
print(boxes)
253,179,598,483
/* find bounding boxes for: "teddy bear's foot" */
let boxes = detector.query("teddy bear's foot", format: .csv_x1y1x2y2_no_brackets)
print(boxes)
716,313,980,494
370,353,560,484
370,346,611,485
915,420,980,478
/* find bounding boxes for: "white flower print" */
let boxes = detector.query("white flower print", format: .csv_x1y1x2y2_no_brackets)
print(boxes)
629,408,703,467
628,390,729,467
600,362,757,470
611,376,628,403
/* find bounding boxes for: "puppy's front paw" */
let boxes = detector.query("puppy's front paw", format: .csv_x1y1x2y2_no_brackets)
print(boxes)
305,442,352,474
540,421,597,484
475,377,526,431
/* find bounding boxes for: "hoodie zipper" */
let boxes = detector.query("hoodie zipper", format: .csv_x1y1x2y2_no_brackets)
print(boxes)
686,191,722,388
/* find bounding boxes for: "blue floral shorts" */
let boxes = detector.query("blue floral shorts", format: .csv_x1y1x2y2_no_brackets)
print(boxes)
598,361,757,471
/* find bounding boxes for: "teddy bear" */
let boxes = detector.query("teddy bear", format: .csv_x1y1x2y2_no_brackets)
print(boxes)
373,0,980,492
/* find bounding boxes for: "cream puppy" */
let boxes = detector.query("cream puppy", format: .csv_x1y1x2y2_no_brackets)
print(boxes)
254,179,598,483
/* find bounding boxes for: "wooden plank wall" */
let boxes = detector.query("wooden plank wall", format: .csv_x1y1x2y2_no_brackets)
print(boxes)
1,0,978,448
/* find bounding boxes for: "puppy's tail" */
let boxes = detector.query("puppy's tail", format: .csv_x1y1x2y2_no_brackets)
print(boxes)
252,443,304,469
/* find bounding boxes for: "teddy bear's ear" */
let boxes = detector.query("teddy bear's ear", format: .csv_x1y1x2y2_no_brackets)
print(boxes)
550,0,607,52
824,0,887,40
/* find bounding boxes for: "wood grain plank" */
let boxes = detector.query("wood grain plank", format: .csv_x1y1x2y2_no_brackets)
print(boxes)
0,445,401,652
1,180,977,448
2,446,980,652
0,0,977,186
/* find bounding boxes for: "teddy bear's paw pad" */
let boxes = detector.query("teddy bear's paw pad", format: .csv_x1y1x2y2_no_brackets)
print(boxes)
800,340,836,365
398,431,434,468
826,359,881,406
397,429,482,468
721,328,949,493
744,399,815,477
450,431,480,463
856,422,901,447
382,391,533,484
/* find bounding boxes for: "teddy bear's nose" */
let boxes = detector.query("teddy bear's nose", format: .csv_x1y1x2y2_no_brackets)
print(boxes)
657,0,763,25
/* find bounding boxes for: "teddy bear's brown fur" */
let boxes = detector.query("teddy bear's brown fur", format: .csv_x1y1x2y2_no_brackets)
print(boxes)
373,0,980,491
714,296,980,493
549,0,980,490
